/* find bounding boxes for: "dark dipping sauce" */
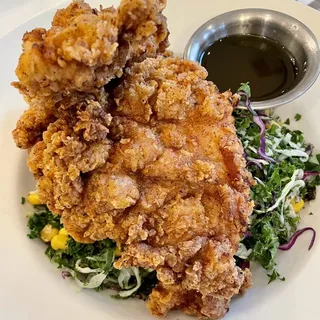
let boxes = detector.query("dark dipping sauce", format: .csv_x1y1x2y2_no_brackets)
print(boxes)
200,34,299,101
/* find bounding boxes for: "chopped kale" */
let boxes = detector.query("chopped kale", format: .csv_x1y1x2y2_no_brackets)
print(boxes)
27,208,156,298
294,113,302,121
27,207,62,239
234,108,317,282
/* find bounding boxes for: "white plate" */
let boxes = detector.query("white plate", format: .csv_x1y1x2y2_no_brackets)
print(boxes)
0,0,319,319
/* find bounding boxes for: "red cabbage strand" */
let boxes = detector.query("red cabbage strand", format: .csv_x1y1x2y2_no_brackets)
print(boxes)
278,227,316,251
303,171,320,179
239,260,250,270
62,271,71,279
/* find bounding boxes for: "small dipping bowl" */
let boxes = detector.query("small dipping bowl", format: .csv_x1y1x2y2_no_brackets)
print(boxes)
184,9,320,110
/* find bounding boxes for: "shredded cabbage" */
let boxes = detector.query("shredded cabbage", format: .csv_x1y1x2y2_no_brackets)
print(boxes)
276,149,309,162
266,169,305,213
118,268,135,290
75,259,103,274
74,272,107,289
235,243,252,259
118,267,142,298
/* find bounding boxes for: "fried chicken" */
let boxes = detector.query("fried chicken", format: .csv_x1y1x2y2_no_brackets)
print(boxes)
13,89,109,148
12,1,254,318
12,0,168,149
115,236,253,318
25,56,254,318
27,92,113,214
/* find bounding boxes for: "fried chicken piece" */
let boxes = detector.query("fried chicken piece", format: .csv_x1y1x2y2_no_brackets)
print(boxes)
12,100,56,148
12,0,168,149
27,97,112,213
115,236,250,319
12,2,118,99
118,0,169,61
13,89,109,149
12,0,168,100
113,57,252,194
12,1,254,317
21,56,253,318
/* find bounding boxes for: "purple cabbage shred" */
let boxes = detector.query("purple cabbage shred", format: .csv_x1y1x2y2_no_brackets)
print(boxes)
278,227,316,251
62,271,71,279
239,260,250,270
238,91,276,163
303,171,320,180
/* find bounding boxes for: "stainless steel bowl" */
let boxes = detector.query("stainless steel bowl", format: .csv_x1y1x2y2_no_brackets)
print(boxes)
184,9,320,110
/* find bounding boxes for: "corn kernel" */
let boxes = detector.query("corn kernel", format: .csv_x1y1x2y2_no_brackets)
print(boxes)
40,224,59,243
59,228,68,236
27,192,42,205
51,234,69,251
293,199,305,213
114,245,122,257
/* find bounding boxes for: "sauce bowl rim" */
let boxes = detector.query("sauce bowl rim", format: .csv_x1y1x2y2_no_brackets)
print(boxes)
183,8,320,110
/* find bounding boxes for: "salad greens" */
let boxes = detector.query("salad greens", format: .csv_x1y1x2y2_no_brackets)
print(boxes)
234,105,319,282
27,206,157,299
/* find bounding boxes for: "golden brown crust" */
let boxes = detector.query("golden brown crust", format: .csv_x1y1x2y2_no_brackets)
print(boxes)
12,0,168,100
21,56,253,319
115,237,247,319
12,2,253,317
23,57,253,318
12,0,169,150
13,89,109,149
27,98,112,213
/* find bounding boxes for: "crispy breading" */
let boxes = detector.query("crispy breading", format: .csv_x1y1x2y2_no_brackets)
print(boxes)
115,236,249,319
25,57,253,318
12,1,254,316
53,57,253,243
27,97,112,213
13,89,109,149
12,0,168,149
13,0,168,98
12,101,55,149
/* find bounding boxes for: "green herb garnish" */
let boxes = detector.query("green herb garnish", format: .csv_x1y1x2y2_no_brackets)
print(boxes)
237,82,251,97
295,113,302,121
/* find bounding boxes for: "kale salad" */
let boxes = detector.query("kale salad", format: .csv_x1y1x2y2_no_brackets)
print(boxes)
26,204,157,299
23,84,319,298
